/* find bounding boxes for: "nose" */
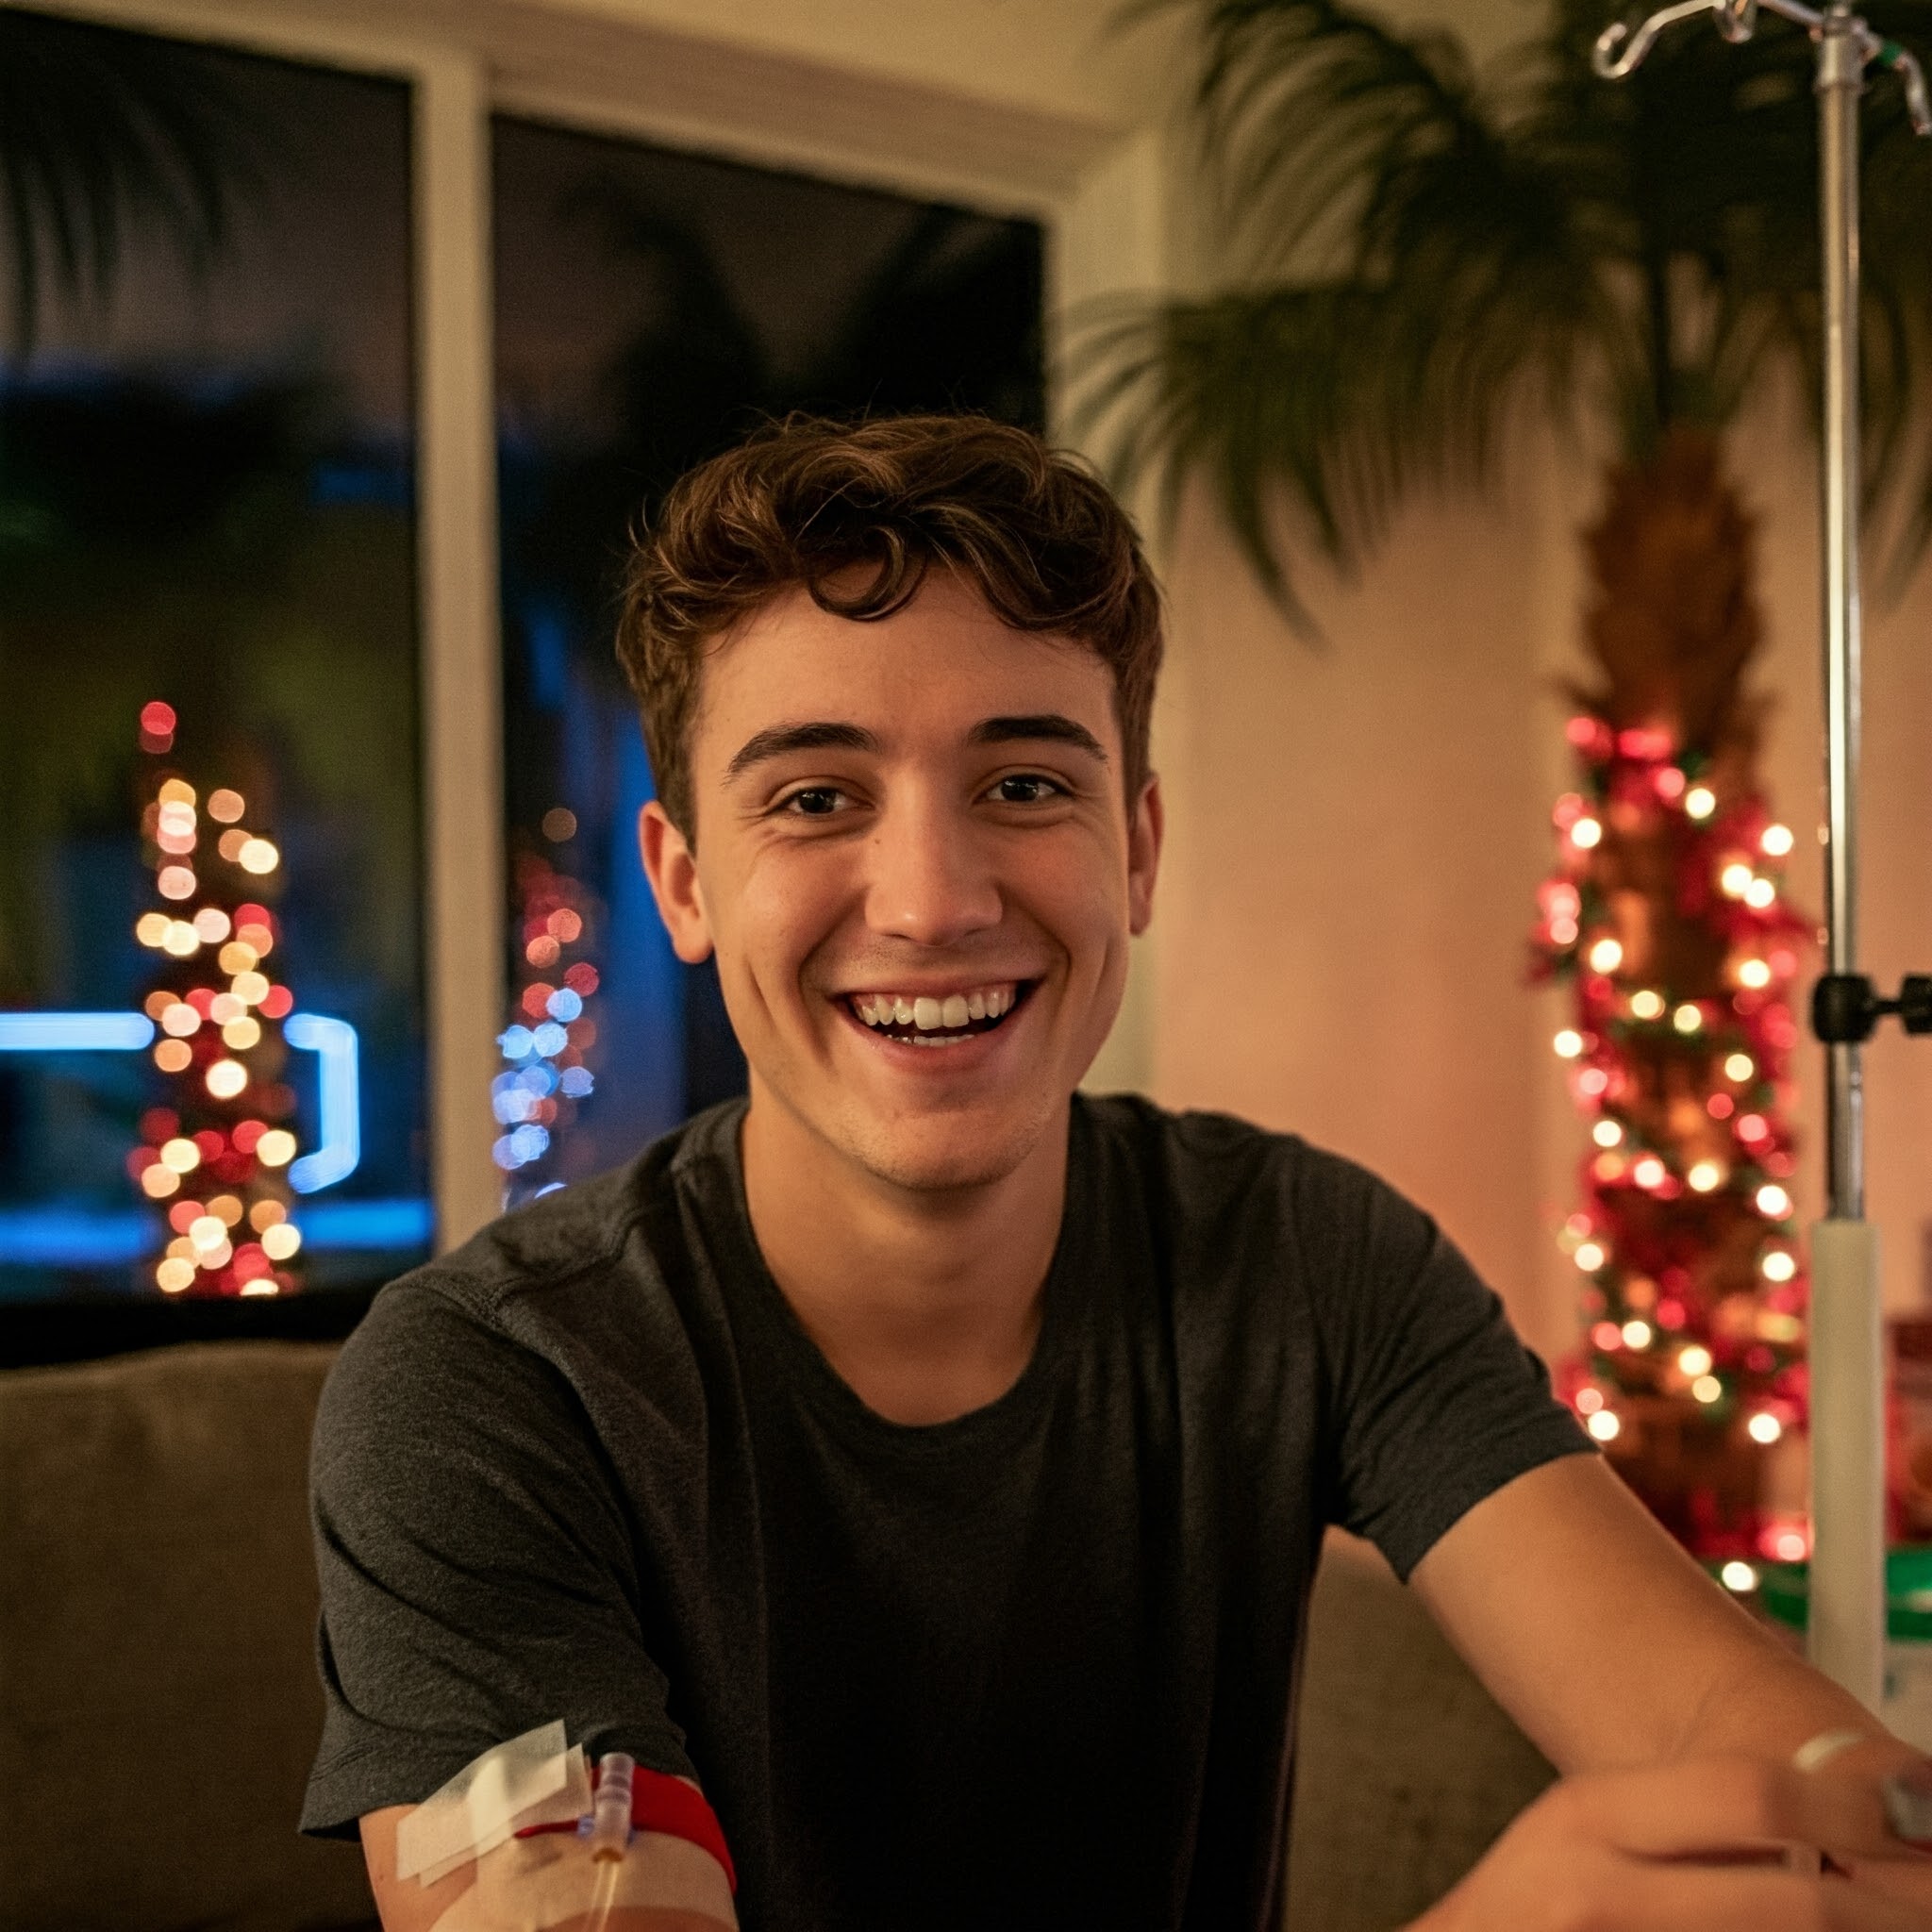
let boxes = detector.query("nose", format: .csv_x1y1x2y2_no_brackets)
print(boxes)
862,790,1003,948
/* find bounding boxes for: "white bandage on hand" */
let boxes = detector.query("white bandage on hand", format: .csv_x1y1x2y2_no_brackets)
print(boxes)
428,1825,739,1932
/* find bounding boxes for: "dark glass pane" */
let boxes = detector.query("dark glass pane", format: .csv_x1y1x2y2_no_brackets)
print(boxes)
0,11,427,1322
492,117,1044,1201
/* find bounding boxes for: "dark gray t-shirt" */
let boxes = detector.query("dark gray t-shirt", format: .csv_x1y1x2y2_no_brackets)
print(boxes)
301,1093,1587,1931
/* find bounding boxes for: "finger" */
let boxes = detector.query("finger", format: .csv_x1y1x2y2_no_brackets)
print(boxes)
1565,1757,1906,1865
1832,1857,1932,1911
1880,1765,1932,1848
1609,1856,1932,1931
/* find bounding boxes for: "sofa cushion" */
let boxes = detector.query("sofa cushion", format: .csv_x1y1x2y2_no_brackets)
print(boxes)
1286,1533,1557,1930
0,1340,375,1932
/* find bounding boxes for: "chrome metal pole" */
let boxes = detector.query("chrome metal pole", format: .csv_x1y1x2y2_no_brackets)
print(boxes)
1807,1,1886,1712
1819,5,1864,1221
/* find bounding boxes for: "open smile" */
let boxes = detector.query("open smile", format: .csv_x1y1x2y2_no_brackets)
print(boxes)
841,980,1035,1049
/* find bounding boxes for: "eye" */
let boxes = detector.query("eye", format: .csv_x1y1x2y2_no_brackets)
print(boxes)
988,774,1064,805
779,786,848,817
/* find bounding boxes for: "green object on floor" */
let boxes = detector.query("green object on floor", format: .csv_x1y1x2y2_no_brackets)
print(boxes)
1739,1547,1932,1641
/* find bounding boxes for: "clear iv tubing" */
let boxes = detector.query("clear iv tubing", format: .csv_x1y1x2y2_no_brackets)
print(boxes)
585,1751,634,1932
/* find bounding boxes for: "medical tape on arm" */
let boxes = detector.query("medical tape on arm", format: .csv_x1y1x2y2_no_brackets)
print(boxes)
396,1722,592,1885
428,1822,738,1932
420,1760,740,1932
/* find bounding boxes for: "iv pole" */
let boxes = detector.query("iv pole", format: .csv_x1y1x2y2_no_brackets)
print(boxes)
1594,0,1932,1710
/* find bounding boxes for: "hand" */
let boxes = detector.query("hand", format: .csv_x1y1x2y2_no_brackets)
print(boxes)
1411,1754,1932,1930
1814,1739,1932,1917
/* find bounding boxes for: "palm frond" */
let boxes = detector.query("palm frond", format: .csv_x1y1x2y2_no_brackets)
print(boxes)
1071,248,1590,631
1176,0,1506,277
0,11,255,356
1098,0,1932,608
1079,2,1614,620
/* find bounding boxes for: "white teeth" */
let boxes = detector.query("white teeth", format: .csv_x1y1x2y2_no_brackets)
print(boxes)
851,984,1020,1033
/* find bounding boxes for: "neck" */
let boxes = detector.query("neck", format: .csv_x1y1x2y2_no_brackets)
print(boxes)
739,1085,1069,1426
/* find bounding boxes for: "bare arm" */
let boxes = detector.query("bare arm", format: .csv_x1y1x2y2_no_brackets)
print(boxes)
1398,1455,1932,1928
358,1805,734,1932
1409,1454,1895,1775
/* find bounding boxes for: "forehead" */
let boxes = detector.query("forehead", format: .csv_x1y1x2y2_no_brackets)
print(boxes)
690,574,1118,764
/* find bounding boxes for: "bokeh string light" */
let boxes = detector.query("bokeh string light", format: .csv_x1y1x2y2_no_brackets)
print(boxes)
491,820,602,1201
126,705,303,1296
1533,714,1812,1563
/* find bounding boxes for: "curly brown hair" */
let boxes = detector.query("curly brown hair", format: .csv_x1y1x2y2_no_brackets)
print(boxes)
615,414,1164,836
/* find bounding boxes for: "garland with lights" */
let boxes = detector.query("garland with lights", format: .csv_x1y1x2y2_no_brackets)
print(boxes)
491,818,601,1204
1530,433,1811,1564
125,700,305,1295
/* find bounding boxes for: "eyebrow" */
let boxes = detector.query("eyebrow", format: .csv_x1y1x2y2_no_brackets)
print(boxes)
722,711,1108,782
970,714,1109,762
724,721,881,780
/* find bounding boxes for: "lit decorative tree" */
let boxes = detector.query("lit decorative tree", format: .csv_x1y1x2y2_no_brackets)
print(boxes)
125,699,304,1295
491,823,601,1206
1530,437,1811,1561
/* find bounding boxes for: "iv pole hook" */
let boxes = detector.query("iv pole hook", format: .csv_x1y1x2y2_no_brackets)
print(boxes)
1594,0,1932,132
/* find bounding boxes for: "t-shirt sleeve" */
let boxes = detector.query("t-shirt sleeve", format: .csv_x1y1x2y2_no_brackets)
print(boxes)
1298,1149,1593,1582
300,1278,697,1838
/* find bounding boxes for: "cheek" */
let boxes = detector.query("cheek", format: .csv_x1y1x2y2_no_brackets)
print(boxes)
724,844,856,988
1015,832,1130,965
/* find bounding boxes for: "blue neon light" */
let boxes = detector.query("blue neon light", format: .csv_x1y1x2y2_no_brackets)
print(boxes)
299,1196,433,1248
0,1210,154,1266
283,1012,360,1194
0,1011,155,1052
0,1198,432,1267
0,1005,362,1201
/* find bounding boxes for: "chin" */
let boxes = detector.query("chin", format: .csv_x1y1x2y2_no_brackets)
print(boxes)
837,1095,1060,1194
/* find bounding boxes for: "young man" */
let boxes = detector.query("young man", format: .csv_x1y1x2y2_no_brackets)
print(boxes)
302,416,1932,1931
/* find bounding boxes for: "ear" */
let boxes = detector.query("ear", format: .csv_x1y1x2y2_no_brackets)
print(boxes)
1126,774,1163,938
639,801,715,963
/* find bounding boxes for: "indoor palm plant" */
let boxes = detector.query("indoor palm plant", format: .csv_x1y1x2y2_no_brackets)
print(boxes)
1081,0,1932,1555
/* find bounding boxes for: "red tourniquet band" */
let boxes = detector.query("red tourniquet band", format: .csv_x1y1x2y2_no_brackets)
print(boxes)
515,1765,737,1893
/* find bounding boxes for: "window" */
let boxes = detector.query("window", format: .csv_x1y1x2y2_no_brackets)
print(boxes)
0,8,1057,1354
0,12,429,1331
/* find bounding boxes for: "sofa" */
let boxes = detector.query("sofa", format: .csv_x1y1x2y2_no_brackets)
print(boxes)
0,1340,1555,1932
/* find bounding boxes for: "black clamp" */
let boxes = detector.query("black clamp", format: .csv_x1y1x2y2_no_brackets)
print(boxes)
1811,973,1932,1044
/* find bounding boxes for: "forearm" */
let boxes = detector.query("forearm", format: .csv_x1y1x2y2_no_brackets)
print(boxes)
1673,1633,1921,1775
362,1806,735,1932
1416,1457,1924,1777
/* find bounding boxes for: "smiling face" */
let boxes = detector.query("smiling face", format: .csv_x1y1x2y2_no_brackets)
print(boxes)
639,571,1161,1195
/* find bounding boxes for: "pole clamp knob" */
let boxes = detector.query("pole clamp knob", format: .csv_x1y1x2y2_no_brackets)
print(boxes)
1812,972,1932,1042
1901,974,1932,1036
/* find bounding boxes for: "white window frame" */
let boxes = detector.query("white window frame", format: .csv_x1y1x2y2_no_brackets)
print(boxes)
18,0,1165,1248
